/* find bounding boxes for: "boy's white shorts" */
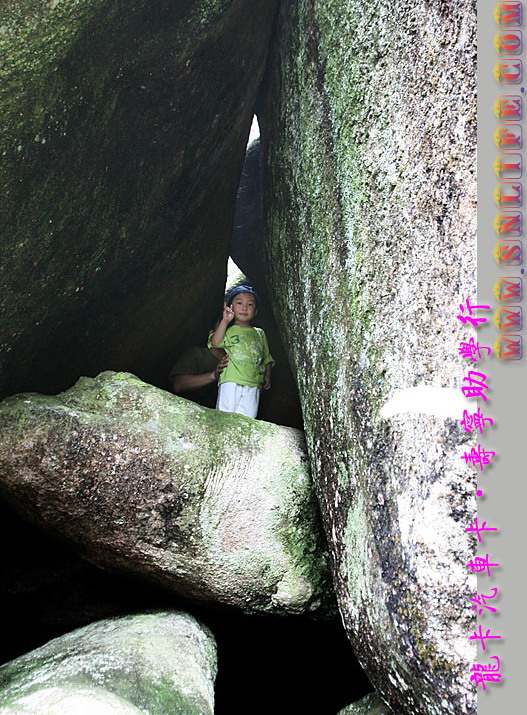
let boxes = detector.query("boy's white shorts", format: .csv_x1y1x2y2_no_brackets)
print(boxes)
216,382,260,419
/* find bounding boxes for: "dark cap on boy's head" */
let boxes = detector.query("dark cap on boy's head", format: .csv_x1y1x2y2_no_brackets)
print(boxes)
226,285,259,306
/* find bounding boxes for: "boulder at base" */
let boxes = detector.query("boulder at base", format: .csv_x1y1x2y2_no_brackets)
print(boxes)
339,692,393,715
0,372,330,615
0,611,216,714
260,0,477,712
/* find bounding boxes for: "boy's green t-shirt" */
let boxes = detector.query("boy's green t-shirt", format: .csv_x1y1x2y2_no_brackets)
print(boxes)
208,325,274,387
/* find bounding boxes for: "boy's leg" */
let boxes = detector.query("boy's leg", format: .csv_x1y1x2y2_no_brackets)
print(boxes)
217,383,259,418
234,386,260,419
216,382,239,413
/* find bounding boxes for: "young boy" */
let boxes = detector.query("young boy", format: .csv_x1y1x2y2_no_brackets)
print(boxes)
208,285,274,419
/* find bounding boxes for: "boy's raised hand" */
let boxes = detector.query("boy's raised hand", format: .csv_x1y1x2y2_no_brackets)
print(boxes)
223,302,235,323
211,305,232,347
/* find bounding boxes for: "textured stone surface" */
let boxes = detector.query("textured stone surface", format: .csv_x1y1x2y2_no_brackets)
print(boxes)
261,0,476,712
0,611,217,714
339,692,393,715
0,371,331,615
0,0,277,400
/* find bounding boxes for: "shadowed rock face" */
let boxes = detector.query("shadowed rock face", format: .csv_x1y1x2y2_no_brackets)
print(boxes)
0,371,332,615
0,0,277,400
0,612,217,714
260,0,476,713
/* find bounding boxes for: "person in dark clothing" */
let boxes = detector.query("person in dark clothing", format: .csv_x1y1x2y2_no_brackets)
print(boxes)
169,321,228,408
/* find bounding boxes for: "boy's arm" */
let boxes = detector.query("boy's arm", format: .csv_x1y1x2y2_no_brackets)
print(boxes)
210,303,234,346
260,330,275,368
262,362,272,390
260,330,274,390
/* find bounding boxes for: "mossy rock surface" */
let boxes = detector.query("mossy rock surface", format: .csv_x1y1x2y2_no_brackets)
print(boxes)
261,0,476,712
0,611,217,714
0,0,277,400
0,371,331,615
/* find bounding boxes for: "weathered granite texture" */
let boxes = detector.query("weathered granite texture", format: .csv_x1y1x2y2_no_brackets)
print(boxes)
0,611,217,714
0,371,331,615
261,0,477,712
0,0,277,400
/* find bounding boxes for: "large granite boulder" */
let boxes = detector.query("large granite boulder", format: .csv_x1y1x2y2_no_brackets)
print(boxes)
0,0,277,400
0,611,217,714
0,371,331,615
260,1,477,713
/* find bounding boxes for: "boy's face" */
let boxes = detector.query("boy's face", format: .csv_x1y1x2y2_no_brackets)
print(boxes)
230,292,257,323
